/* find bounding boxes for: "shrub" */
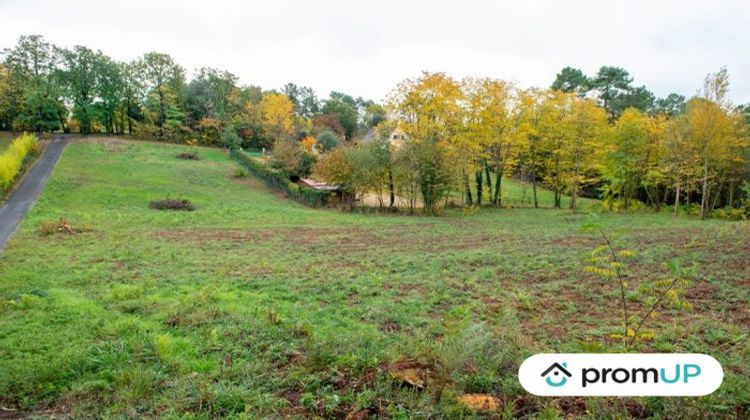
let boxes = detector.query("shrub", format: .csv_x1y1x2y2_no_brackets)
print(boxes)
149,198,195,211
220,129,242,149
712,206,747,221
229,149,331,207
316,129,341,151
0,133,38,191
268,139,316,179
176,151,200,160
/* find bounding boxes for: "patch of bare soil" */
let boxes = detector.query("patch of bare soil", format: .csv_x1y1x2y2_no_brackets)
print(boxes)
360,192,423,209
82,136,133,152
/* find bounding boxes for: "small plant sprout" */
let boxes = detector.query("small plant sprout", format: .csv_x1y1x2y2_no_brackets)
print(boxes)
582,214,695,348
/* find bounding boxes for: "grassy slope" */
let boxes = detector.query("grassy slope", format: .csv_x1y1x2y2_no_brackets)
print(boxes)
0,138,747,418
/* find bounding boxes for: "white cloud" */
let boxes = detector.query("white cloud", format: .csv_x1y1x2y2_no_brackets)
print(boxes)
1,0,748,103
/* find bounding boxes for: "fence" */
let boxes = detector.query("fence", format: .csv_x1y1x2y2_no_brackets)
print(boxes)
229,148,332,208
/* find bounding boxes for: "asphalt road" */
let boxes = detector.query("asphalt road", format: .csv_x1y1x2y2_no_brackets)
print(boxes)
0,136,69,250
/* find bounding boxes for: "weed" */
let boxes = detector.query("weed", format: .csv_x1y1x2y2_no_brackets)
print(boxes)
38,217,85,235
148,198,195,211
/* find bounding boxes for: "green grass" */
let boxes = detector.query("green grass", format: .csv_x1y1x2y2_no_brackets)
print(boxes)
0,137,748,418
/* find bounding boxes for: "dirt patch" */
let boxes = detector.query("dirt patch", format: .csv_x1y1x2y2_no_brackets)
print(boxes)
379,320,402,333
556,397,588,416
383,360,431,389
176,151,200,160
82,136,132,152
149,198,195,211
684,281,720,301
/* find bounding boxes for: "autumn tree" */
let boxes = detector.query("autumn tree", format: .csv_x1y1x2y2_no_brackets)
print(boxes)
536,90,573,208
537,91,608,208
603,109,666,209
566,97,609,208
663,115,699,215
388,72,463,213
260,93,294,145
460,77,516,205
514,88,546,208
685,98,742,218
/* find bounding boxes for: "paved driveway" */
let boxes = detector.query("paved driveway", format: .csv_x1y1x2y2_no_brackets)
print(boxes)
0,136,69,250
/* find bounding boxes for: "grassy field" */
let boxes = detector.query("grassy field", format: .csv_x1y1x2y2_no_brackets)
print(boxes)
0,137,747,418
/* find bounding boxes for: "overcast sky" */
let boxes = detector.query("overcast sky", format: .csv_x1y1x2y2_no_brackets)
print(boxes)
2,0,749,104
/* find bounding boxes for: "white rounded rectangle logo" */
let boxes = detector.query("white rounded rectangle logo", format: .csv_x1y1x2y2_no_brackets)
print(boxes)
519,353,723,396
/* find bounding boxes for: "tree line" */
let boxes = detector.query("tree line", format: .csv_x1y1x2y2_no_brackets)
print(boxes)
1,35,747,219
0,35,385,148
313,70,749,218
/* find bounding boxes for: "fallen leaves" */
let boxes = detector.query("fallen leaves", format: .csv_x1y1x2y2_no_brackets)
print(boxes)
458,393,499,411
385,360,429,389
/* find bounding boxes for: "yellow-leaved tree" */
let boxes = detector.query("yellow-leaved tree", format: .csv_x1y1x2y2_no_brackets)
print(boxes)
566,97,610,209
604,108,667,210
461,78,517,206
537,91,609,209
684,98,743,218
260,93,294,145
514,88,546,208
387,72,463,213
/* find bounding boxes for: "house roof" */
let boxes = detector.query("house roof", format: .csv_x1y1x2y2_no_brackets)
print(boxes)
298,178,341,191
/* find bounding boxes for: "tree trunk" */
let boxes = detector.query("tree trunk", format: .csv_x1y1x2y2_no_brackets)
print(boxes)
624,185,631,210
388,169,395,208
485,164,493,204
554,155,561,208
158,88,166,137
700,158,709,220
570,185,578,210
710,182,723,213
531,161,538,208
475,170,483,206
728,180,735,208
673,183,680,216
493,168,502,206
464,174,473,205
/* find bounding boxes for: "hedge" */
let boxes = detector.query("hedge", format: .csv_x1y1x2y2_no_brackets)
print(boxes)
0,133,38,192
229,148,332,207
